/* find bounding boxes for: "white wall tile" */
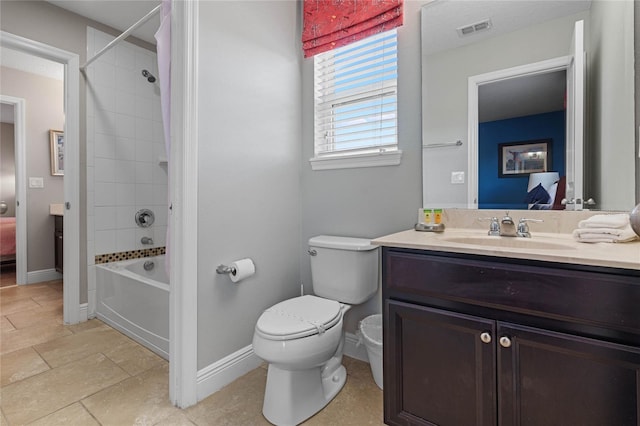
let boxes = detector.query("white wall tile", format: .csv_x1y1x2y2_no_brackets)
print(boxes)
94,62,116,88
88,265,97,291
135,76,156,99
86,190,95,216
116,113,136,138
135,51,154,71
135,162,153,184
94,206,118,230
113,160,136,184
153,185,168,206
95,133,116,159
87,239,95,266
95,230,117,255
152,121,165,144
93,84,116,112
154,226,167,246
135,228,155,249
116,206,137,229
94,32,115,61
87,214,95,240
135,96,153,119
152,96,163,123
135,117,153,141
94,182,117,206
136,141,154,163
115,90,136,117
116,183,136,206
115,137,136,161
116,229,137,252
135,184,154,206
115,67,136,92
152,163,168,184
154,205,168,227
94,158,115,183
116,44,136,70
94,109,116,136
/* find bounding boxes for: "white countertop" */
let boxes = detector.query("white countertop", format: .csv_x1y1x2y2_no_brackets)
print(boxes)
373,228,640,271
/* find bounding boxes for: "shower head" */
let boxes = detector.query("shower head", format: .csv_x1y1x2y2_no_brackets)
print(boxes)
141,69,156,83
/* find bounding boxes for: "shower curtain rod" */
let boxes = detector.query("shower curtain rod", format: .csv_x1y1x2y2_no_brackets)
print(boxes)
80,4,161,72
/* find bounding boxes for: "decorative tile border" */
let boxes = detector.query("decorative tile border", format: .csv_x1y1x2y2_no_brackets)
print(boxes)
95,247,166,264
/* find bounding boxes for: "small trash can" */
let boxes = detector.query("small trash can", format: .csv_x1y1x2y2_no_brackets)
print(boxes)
359,314,383,389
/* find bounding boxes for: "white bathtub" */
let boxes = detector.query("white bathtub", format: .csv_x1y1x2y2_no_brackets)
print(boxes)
96,255,169,359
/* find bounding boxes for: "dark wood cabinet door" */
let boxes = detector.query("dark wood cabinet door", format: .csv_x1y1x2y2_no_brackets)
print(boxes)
498,322,640,426
386,300,497,426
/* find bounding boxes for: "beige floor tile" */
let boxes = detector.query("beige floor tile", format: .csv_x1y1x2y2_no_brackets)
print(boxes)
0,284,60,304
103,339,166,376
32,292,63,309
153,411,197,426
66,318,107,334
0,297,41,316
1,352,129,425
5,304,63,330
186,367,267,426
34,324,131,368
26,402,100,426
1,409,8,426
0,316,14,333
0,322,72,355
0,347,50,386
82,363,181,426
344,355,376,382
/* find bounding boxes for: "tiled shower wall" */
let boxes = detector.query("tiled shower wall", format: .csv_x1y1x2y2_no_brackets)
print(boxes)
86,27,168,313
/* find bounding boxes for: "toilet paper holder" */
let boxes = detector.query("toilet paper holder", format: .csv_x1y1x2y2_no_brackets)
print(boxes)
216,264,236,274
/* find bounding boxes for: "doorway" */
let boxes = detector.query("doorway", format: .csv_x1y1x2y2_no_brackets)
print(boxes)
0,31,81,324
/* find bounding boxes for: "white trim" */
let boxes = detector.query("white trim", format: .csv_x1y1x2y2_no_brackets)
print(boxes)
343,331,369,362
0,95,27,285
0,32,81,325
26,269,62,284
310,150,402,171
467,56,570,209
79,302,89,322
169,1,199,408
196,345,263,401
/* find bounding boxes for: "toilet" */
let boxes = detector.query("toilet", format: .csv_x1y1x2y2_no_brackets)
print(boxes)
252,235,379,426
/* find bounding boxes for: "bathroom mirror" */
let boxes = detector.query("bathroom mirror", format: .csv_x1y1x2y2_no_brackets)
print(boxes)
421,0,637,211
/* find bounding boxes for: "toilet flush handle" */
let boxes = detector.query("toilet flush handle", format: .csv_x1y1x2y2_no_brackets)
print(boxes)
308,249,317,256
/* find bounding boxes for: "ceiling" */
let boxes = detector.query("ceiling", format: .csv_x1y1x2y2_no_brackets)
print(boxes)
0,47,64,80
46,0,161,45
422,0,591,56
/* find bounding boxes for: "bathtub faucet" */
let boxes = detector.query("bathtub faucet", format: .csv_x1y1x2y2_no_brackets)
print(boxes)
141,236,154,245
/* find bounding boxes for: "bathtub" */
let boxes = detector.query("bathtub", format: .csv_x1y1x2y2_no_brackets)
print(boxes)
96,255,169,359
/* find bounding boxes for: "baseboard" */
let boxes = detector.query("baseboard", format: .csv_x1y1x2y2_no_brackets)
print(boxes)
344,331,369,362
79,303,88,322
26,269,62,284
196,344,263,402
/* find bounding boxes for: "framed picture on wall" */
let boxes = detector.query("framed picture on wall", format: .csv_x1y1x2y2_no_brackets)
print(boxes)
498,139,551,178
50,129,64,176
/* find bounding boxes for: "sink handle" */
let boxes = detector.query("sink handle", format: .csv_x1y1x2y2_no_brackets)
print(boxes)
479,217,500,236
517,218,543,237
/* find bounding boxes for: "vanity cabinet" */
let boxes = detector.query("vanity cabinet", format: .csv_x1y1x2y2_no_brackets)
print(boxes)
382,247,640,426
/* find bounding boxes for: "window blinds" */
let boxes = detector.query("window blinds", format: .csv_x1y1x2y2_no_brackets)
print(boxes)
313,30,398,158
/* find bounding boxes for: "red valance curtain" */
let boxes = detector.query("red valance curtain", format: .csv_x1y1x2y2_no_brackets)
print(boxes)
302,0,403,58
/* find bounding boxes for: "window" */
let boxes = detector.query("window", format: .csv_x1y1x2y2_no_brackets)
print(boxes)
311,29,401,170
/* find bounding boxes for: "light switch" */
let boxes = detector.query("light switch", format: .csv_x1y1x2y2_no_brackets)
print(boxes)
29,177,44,188
451,171,465,184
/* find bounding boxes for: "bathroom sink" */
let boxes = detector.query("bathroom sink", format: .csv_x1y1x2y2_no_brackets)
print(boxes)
440,236,575,251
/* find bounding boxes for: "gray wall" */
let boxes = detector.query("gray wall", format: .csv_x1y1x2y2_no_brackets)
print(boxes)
0,67,64,272
1,123,16,217
587,0,636,211
300,1,424,334
196,0,302,369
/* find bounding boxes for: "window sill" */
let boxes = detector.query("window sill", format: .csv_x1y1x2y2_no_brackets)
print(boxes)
309,150,402,171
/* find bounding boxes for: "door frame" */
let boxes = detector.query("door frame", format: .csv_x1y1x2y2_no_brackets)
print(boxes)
467,56,570,209
0,95,26,285
1,31,81,324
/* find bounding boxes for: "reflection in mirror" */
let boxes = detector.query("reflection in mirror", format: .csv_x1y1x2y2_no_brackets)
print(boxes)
421,0,637,212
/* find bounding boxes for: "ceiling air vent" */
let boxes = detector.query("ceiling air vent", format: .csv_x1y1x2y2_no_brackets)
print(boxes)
457,18,493,37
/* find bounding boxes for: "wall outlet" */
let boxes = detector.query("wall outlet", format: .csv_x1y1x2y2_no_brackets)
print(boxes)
451,171,465,184
29,177,44,188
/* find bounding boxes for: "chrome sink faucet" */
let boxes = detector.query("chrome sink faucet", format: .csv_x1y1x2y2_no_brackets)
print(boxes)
481,212,543,237
499,212,517,237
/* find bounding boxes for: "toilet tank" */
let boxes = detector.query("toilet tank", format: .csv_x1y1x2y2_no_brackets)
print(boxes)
308,236,379,304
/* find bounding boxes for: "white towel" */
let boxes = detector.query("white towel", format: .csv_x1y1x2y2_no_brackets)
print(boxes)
578,214,630,229
573,225,639,243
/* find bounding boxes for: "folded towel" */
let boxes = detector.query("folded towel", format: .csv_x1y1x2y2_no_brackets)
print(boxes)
578,214,630,229
573,225,639,243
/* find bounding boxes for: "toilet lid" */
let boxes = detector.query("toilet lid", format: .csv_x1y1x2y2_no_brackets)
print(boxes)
256,295,342,340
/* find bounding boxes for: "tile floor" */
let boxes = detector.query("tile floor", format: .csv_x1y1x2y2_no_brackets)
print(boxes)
1,280,384,425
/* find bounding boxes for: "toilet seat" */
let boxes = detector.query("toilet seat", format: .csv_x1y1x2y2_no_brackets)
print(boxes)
256,295,342,341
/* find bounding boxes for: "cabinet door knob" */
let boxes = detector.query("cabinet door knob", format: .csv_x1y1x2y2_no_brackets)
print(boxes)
480,332,492,344
499,336,512,348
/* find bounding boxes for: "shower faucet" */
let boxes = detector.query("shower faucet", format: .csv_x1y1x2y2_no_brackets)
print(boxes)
141,237,154,245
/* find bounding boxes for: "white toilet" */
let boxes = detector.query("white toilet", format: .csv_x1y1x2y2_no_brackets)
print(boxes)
252,235,379,426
